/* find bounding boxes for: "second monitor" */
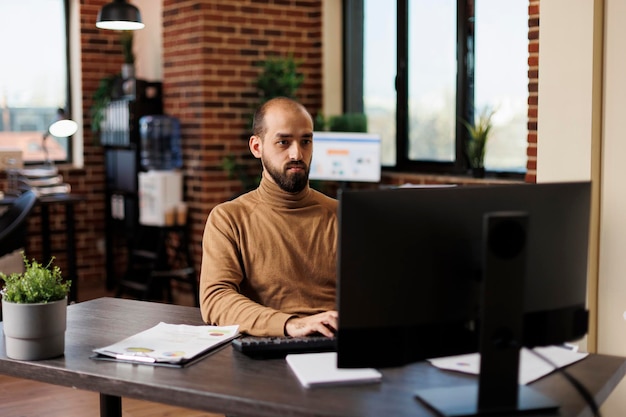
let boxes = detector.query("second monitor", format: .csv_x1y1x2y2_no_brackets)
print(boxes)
309,131,381,183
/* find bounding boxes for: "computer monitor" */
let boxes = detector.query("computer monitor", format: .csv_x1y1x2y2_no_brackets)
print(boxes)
336,182,591,416
309,131,381,182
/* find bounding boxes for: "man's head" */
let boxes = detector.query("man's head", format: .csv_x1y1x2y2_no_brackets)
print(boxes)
249,97,314,193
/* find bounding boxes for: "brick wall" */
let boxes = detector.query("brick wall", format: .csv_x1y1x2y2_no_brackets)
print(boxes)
161,0,323,263
13,1,536,299
33,0,323,297
527,0,539,183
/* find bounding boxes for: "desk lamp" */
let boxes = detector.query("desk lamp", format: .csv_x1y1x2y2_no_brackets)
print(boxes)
42,109,78,167
96,0,145,31
4,110,77,195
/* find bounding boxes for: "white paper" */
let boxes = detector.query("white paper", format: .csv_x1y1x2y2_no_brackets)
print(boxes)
427,345,588,385
94,322,239,364
286,352,382,388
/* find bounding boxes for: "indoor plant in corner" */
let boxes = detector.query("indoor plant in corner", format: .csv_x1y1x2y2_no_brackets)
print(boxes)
462,107,496,178
1,255,71,360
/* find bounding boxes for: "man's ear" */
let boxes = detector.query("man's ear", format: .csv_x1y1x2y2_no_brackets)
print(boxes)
249,135,262,158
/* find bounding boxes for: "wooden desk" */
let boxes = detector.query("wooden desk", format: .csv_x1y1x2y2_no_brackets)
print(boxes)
0,194,83,302
0,298,624,417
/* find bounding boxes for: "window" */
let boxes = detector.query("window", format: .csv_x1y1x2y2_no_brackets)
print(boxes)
474,0,528,172
0,0,71,165
407,0,457,165
348,0,527,175
362,0,397,166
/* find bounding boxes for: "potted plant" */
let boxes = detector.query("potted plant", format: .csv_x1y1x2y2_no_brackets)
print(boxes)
223,55,305,194
254,54,304,103
462,107,496,178
317,112,368,133
120,30,135,79
1,254,71,360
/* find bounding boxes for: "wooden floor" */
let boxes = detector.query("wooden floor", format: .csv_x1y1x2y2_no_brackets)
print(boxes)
0,279,223,417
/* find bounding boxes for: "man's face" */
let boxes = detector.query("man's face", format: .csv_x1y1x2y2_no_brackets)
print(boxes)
250,104,314,193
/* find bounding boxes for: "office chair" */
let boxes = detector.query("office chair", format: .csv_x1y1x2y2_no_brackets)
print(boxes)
116,224,199,306
0,190,38,258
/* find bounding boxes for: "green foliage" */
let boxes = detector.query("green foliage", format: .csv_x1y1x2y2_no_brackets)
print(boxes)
221,154,261,192
314,112,368,133
255,55,304,102
462,107,496,169
120,31,134,64
328,113,368,133
90,74,119,135
223,55,305,191
314,112,327,131
1,255,70,304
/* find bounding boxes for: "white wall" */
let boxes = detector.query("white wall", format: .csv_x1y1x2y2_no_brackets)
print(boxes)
538,0,626,415
322,0,343,118
596,1,626,414
536,0,596,182
70,0,84,168
132,0,163,82
598,0,626,357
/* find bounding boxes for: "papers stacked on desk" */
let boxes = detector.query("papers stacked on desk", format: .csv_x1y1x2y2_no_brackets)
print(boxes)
92,322,239,367
428,345,588,385
12,166,71,196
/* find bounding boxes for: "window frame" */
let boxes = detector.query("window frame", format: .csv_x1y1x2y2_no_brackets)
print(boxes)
0,0,74,166
345,0,525,178
62,0,74,166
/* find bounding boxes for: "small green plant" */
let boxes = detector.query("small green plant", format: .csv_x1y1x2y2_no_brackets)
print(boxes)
328,113,368,132
255,54,304,102
1,254,70,304
224,54,305,192
314,112,368,133
462,107,496,169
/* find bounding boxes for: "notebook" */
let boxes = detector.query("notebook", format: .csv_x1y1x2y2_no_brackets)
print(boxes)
286,352,382,388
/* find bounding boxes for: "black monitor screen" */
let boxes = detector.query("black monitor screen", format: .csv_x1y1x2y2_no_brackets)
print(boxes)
337,182,591,369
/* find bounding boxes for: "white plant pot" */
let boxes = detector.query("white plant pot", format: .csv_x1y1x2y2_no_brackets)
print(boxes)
2,297,67,360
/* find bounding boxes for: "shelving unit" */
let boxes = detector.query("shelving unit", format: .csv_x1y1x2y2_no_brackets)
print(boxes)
100,80,197,305
101,80,163,291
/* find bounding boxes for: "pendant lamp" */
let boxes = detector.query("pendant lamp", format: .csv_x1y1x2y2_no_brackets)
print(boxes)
96,0,145,31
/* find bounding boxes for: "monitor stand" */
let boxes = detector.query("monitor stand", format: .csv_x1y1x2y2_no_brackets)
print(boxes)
415,212,559,416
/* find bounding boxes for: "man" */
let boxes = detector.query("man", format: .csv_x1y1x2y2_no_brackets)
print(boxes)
200,97,338,337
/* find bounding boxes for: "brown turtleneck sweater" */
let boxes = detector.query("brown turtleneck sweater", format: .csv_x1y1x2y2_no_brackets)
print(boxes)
199,175,338,336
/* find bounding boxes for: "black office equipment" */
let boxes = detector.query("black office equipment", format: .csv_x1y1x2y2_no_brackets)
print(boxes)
232,335,336,358
337,182,591,416
0,190,37,258
101,82,163,290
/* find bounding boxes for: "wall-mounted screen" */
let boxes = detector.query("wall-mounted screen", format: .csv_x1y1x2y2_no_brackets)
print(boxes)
309,132,381,183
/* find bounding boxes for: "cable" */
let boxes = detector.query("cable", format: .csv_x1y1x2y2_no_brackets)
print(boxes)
528,347,602,417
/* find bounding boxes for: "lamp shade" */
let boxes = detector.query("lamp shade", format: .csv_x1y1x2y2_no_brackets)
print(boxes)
96,0,145,31
49,119,78,138
48,109,78,138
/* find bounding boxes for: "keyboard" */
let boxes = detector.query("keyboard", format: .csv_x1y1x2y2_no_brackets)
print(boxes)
232,335,336,358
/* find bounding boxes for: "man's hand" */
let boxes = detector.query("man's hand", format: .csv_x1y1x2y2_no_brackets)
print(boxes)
284,310,338,337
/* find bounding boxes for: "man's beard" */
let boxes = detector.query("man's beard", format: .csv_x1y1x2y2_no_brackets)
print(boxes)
263,158,310,193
